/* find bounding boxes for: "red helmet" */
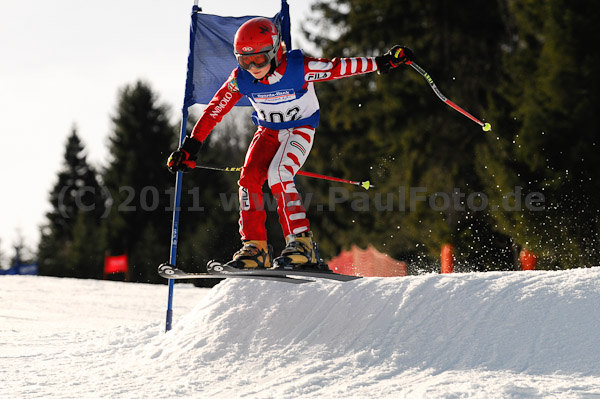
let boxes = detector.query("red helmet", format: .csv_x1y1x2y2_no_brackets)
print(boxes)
234,17,283,70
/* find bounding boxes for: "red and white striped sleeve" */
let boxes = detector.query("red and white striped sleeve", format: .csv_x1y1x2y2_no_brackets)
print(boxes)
303,55,378,83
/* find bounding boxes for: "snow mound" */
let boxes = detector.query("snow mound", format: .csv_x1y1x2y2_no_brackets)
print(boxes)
3,269,600,398
152,268,600,398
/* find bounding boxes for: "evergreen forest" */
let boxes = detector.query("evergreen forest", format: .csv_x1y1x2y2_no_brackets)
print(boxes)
36,0,600,282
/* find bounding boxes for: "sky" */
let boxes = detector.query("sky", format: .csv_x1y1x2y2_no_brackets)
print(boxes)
0,0,316,260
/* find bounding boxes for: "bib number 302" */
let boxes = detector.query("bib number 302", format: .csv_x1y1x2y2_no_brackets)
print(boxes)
258,106,300,123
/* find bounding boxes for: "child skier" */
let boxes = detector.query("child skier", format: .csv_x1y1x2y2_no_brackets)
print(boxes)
167,17,414,270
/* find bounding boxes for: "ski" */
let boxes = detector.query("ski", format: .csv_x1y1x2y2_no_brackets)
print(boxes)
206,261,362,282
158,263,311,285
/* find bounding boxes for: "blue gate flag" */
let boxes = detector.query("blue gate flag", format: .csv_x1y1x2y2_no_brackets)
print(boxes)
183,1,292,108
165,1,292,332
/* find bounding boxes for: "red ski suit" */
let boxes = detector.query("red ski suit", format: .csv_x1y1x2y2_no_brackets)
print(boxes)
191,51,378,240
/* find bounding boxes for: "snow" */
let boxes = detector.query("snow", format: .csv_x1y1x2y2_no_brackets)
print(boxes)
2,269,600,398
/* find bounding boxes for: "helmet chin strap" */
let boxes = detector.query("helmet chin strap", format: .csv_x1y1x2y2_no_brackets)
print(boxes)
267,58,279,76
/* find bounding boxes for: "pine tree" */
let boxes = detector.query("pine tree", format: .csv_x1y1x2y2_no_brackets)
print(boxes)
68,211,106,279
38,127,106,277
476,0,600,268
12,238,36,267
101,81,176,283
305,0,510,269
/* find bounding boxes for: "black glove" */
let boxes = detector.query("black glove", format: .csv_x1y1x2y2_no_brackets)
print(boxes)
375,45,415,74
167,136,203,174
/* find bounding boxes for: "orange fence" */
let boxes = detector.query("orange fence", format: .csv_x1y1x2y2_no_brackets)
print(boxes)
329,245,407,277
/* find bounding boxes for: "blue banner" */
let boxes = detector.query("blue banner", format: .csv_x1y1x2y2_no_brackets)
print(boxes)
0,263,38,275
183,2,292,108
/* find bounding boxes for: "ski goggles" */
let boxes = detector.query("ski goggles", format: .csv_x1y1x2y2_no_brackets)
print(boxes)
236,52,272,70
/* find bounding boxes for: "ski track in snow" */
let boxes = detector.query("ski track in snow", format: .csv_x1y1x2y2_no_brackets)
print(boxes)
2,269,600,398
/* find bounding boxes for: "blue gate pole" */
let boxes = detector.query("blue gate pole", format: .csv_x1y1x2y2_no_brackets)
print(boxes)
165,108,189,332
165,1,201,333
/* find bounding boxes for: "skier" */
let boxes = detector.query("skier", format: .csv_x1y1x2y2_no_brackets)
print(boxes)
167,17,414,270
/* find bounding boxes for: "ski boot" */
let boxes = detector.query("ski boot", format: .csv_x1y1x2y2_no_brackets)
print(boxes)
224,240,273,270
272,231,330,271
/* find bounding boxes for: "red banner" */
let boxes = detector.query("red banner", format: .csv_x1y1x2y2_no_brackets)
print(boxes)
104,254,128,274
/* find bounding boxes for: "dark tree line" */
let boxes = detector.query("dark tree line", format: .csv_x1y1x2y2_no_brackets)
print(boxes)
38,81,254,283
303,0,600,270
37,0,600,280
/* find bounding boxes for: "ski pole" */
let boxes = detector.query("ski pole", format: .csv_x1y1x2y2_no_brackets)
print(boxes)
408,62,492,132
195,164,373,190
